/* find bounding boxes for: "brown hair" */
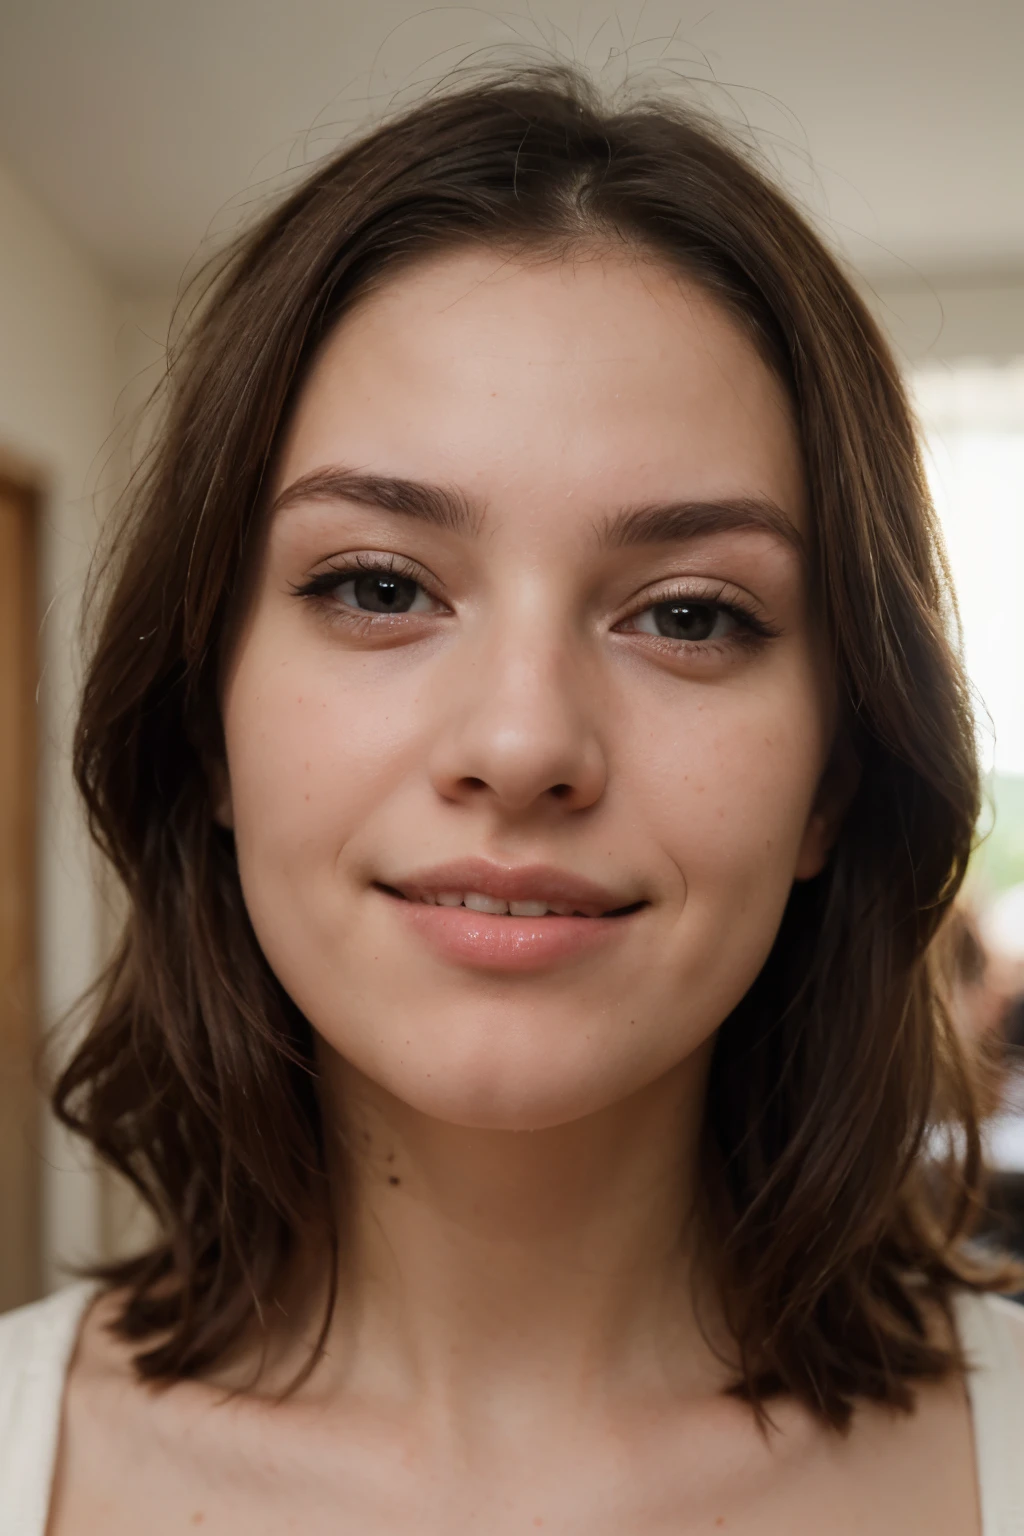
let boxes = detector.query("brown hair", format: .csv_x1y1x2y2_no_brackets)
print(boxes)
55,61,1009,1427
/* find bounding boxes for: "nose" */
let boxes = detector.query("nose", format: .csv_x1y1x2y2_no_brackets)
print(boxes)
426,616,608,817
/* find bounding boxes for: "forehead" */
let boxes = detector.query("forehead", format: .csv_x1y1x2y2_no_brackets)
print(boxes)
274,247,805,537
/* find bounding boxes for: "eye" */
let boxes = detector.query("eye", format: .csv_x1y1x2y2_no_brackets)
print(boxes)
293,556,444,618
334,569,434,615
630,599,739,642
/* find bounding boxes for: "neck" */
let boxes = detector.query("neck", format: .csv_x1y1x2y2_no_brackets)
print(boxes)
271,1044,726,1426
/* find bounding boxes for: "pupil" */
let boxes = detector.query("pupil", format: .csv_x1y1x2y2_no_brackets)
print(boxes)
655,601,716,641
354,572,417,613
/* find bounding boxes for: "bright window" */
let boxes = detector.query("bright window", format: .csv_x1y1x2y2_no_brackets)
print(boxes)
912,361,1024,902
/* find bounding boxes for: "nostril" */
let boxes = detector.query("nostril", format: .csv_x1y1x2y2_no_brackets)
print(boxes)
549,783,573,799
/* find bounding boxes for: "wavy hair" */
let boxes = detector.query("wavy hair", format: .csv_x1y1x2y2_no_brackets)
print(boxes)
54,61,1008,1428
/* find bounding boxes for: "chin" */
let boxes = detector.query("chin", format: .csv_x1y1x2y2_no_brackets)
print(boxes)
366,1051,635,1132
402,1094,608,1134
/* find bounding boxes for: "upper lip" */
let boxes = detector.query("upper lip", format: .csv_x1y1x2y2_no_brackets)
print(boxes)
380,857,640,916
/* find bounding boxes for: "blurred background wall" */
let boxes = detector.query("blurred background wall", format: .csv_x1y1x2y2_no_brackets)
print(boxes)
0,0,1021,1299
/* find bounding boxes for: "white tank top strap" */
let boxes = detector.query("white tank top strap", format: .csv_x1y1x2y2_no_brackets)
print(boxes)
954,1289,1024,1536
0,1280,98,1536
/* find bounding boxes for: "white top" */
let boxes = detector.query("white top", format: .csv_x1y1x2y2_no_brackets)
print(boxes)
0,1282,1022,1533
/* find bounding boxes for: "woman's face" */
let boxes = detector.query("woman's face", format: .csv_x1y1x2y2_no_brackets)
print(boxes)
220,247,835,1131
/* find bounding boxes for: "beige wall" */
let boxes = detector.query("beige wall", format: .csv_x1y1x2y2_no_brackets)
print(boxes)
0,155,176,1290
861,273,1024,366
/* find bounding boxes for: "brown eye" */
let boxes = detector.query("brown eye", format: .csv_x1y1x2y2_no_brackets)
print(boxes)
338,571,427,614
645,600,736,642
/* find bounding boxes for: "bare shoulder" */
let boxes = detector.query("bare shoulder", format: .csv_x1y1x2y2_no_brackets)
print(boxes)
49,1288,214,1536
68,1284,141,1376
55,1285,156,1464
58,1283,186,1453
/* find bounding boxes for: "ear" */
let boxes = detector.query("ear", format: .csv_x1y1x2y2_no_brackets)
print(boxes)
207,756,234,830
794,736,860,881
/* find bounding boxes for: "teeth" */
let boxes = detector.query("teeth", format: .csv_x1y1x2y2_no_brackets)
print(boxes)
410,889,604,916
462,891,510,914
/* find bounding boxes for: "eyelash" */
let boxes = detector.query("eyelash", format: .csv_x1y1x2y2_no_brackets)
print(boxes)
291,552,780,653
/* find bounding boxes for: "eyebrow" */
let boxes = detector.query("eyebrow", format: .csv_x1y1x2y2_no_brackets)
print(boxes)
271,466,803,554
270,467,481,537
596,496,803,554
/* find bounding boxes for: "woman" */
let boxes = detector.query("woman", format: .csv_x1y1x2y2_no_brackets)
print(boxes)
2,63,1022,1534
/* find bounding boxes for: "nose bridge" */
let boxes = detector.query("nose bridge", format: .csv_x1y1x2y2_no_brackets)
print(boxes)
427,584,606,812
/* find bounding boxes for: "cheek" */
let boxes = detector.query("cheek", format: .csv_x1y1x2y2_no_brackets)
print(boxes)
220,633,426,893
626,661,828,920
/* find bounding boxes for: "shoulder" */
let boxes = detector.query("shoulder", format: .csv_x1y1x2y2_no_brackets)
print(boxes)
953,1287,1024,1375
0,1281,98,1387
952,1289,1024,1529
0,1283,99,1526
984,1290,1024,1360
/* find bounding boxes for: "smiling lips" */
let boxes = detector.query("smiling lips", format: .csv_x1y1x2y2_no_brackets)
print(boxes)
377,858,645,971
399,889,605,917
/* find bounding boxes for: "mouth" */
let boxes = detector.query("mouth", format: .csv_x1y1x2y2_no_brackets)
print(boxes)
375,884,647,920
374,881,647,971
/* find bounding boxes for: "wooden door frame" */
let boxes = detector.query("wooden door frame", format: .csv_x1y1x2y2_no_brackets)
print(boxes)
0,453,42,1309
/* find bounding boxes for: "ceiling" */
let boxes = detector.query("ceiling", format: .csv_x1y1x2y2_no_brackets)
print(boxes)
0,0,1021,294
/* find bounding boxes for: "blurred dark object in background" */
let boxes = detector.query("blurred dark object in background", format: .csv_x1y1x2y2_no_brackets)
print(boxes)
943,904,1024,1292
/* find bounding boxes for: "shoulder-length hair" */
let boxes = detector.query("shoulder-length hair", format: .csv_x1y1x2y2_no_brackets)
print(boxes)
55,61,1006,1427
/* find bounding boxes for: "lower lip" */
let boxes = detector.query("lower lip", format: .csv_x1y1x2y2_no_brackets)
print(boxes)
382,891,641,972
